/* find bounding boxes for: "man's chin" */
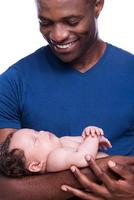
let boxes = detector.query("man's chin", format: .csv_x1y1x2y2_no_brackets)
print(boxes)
54,52,78,64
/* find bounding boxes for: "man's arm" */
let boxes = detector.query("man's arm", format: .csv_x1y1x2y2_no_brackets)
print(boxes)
0,128,88,200
0,129,133,200
0,128,17,143
0,129,99,200
0,169,80,200
0,156,133,200
0,128,80,200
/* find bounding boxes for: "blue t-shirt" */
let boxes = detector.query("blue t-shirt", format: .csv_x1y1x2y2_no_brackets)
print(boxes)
0,44,134,155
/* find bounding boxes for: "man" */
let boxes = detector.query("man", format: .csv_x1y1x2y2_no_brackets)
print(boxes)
0,0,134,199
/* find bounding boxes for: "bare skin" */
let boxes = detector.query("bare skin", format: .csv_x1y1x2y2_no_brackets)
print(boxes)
36,0,105,72
61,156,134,200
0,129,133,200
0,128,89,200
0,0,134,200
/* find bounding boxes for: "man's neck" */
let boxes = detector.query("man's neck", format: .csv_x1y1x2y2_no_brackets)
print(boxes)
72,39,106,73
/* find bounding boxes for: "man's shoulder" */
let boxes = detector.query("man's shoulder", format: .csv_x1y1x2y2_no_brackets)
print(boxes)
13,45,50,67
108,43,134,59
1,45,55,78
106,43,134,67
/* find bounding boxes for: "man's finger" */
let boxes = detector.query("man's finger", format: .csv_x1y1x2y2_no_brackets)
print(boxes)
113,156,134,166
108,160,133,179
70,165,111,197
70,166,95,189
61,185,103,200
85,156,112,182
85,156,117,191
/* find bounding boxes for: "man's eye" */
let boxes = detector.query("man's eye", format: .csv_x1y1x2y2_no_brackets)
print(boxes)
67,19,80,26
39,20,52,27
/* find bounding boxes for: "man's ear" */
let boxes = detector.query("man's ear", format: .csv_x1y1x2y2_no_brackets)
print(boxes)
95,0,104,18
28,161,43,172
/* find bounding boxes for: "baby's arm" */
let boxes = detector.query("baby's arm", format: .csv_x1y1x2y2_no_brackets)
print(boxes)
46,126,111,172
46,135,99,172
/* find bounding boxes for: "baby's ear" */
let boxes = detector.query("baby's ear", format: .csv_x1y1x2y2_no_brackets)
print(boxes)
28,161,43,172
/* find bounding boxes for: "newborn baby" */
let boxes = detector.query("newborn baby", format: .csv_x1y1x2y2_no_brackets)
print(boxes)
0,126,111,177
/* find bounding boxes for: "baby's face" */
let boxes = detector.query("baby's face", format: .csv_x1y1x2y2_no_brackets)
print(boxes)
9,129,60,170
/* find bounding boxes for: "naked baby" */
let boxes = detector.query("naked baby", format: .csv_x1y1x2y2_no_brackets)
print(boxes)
0,126,111,177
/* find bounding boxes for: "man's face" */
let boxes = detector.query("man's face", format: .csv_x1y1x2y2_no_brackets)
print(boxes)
36,0,101,63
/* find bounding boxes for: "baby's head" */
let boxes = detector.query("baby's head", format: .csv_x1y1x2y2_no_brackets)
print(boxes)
0,132,32,177
0,129,60,177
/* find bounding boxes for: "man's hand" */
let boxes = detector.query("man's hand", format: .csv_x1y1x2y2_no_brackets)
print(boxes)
61,155,134,200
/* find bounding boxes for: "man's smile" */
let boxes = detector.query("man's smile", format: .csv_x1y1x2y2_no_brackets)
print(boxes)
50,39,79,53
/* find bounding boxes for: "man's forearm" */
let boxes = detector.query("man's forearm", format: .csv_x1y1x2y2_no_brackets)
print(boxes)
0,155,133,200
0,159,106,200
0,170,82,200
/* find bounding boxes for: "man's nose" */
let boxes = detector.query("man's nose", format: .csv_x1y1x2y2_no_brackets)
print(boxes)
50,24,69,43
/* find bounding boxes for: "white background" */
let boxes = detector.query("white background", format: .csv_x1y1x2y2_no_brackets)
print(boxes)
0,0,134,74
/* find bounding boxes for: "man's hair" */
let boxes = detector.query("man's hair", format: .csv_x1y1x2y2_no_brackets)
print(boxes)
0,132,34,177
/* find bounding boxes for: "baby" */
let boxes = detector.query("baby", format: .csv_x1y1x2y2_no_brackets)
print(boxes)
0,126,112,177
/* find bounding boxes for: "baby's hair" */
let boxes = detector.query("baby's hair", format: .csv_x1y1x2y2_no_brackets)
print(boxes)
0,131,34,177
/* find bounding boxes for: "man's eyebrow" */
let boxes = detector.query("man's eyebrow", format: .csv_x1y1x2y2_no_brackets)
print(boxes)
38,15,83,21
62,15,83,20
38,15,49,20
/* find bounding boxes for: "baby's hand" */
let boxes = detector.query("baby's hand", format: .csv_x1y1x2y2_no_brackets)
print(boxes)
99,136,112,149
82,126,104,139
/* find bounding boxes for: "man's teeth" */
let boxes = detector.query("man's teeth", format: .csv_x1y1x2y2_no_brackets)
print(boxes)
55,41,75,49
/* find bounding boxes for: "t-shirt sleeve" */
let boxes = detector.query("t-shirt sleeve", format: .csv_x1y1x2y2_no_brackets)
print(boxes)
0,67,22,129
